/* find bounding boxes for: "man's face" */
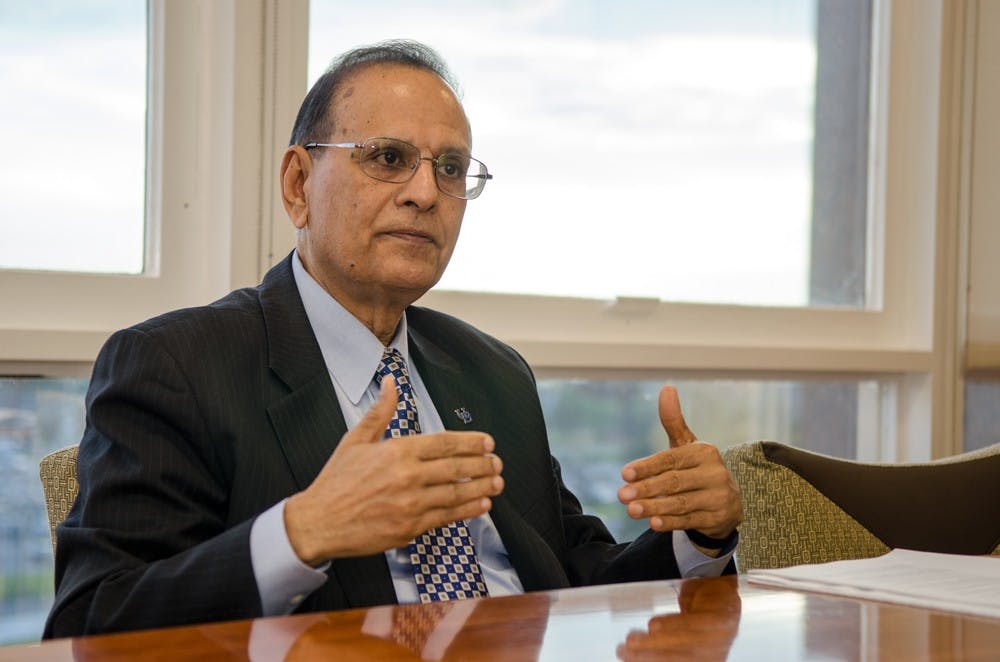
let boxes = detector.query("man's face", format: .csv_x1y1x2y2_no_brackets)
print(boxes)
292,64,471,315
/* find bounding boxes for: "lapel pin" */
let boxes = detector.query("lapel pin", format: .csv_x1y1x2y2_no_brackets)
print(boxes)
454,407,473,424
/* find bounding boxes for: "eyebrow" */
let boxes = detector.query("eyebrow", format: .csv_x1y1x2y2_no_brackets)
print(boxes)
437,144,472,156
412,139,471,157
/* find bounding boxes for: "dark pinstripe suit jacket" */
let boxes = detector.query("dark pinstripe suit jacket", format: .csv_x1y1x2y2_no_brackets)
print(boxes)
45,254,695,638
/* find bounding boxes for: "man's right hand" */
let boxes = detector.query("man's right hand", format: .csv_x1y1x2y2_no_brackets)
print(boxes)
283,376,504,566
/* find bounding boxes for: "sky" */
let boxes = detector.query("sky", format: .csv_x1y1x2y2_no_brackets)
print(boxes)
0,0,146,274
0,0,835,307
309,0,818,305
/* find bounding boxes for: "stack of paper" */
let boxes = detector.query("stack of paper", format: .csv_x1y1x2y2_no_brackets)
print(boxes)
747,548,1000,619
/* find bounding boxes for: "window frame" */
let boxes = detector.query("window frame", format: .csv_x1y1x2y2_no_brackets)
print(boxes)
381,0,966,459
1,0,987,461
0,0,300,363
967,0,1000,366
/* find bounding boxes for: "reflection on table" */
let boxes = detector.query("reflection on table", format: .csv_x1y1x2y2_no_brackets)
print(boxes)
5,575,1000,661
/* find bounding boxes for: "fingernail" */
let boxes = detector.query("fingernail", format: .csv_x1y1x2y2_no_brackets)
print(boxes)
620,486,636,501
650,516,662,529
622,467,637,481
491,455,503,472
483,436,495,452
492,476,504,492
628,502,643,517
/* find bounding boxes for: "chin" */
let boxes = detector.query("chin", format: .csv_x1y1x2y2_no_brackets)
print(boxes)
379,274,439,301
385,262,446,291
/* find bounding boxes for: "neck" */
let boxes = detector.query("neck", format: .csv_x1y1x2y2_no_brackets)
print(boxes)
320,287,405,345
361,307,405,346
318,286,404,345
294,250,419,346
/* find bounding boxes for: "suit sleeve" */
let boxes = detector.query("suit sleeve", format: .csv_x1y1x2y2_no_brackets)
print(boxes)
45,328,262,638
506,358,737,586
549,456,683,584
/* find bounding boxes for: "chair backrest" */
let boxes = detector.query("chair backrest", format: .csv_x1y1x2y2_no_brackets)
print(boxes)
39,445,80,556
722,441,1000,572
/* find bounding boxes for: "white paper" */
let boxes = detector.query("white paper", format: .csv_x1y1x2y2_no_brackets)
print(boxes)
747,549,1000,619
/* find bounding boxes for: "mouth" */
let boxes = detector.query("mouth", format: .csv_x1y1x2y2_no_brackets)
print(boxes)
382,228,437,246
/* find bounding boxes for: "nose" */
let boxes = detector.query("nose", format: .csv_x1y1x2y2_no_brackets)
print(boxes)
396,157,439,210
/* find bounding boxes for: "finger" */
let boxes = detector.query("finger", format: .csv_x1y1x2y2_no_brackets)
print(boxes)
619,445,727,499
340,375,398,447
629,494,740,537
409,432,496,460
638,477,744,536
419,474,505,510
625,464,736,518
625,490,714,520
420,454,503,486
398,476,504,528
659,386,697,448
621,442,713,484
617,470,690,504
416,495,496,533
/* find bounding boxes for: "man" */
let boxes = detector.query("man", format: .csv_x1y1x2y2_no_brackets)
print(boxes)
45,40,742,638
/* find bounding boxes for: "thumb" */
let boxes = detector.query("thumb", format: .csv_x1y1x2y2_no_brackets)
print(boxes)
341,375,398,446
659,385,697,448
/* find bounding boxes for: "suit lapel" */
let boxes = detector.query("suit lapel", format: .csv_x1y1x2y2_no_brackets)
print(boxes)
407,323,492,436
258,255,395,608
260,255,348,489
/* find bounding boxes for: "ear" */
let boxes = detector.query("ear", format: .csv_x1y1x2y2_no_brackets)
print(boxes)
280,146,311,229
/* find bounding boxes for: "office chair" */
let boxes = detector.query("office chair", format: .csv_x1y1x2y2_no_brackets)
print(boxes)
722,441,1000,572
39,445,79,556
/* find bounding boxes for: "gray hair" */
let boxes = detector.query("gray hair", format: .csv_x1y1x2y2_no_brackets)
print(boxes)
288,39,461,147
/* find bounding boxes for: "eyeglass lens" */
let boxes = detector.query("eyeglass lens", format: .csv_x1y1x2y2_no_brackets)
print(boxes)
356,138,489,200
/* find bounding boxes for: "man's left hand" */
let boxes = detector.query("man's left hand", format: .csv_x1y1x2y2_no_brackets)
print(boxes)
617,386,743,539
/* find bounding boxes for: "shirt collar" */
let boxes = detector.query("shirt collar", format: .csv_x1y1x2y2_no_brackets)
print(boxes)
291,251,410,405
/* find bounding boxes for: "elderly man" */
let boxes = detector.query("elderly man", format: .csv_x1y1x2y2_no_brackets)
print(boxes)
45,40,742,638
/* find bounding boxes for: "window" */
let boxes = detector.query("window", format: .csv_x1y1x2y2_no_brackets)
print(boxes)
308,0,871,308
300,0,959,522
0,0,266,365
0,1,276,643
540,376,884,540
0,1,146,274
0,377,87,645
0,0,990,644
963,377,1000,453
964,0,1000,454
0,2,146,643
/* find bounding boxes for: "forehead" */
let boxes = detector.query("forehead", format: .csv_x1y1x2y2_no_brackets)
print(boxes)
331,64,471,147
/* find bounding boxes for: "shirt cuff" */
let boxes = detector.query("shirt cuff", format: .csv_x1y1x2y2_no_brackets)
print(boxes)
250,499,329,616
672,529,738,578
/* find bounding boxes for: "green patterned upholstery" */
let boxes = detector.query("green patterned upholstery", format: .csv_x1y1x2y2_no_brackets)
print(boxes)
39,445,79,557
722,441,1000,573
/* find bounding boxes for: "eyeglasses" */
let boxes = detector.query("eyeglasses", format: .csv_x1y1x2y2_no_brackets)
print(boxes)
304,137,493,200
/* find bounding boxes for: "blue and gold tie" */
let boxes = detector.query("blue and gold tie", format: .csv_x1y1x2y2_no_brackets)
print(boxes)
375,347,489,603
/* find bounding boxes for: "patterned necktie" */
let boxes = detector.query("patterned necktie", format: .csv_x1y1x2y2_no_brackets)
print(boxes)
375,347,489,603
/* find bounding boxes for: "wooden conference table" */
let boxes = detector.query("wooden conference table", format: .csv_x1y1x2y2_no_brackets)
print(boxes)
5,576,1000,660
